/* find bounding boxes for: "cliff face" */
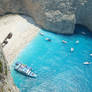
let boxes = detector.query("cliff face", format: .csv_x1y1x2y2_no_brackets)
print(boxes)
0,45,19,92
0,0,91,34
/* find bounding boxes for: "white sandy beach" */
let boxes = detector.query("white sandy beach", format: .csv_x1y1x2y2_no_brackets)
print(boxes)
0,14,40,65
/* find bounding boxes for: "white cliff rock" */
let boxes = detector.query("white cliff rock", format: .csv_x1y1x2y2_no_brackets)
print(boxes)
0,0,92,34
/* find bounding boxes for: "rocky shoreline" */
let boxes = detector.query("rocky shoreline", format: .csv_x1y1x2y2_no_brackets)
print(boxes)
0,0,92,92
0,0,92,34
0,45,19,92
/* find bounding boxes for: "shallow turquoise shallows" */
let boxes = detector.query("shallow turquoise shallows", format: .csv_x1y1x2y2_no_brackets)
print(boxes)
11,25,92,92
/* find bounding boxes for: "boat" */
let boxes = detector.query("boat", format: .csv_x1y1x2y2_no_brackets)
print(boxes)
14,62,37,78
90,53,92,56
75,40,79,44
81,32,86,35
83,61,91,65
45,38,51,41
62,40,67,44
40,32,44,36
70,48,74,52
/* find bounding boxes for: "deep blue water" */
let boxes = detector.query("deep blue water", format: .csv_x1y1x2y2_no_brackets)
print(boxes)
11,25,92,92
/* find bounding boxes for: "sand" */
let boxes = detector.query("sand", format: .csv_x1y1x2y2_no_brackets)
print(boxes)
0,14,40,65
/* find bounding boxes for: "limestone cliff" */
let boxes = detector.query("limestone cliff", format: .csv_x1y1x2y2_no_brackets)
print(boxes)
0,0,91,34
0,45,19,92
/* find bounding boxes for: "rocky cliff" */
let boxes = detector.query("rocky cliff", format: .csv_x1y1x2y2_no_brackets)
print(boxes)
0,0,91,34
0,45,19,92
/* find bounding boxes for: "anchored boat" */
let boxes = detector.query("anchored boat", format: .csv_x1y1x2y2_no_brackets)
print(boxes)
14,62,37,78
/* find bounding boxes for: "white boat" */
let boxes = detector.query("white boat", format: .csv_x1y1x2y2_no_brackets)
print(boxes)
90,54,92,56
81,32,86,35
45,38,51,41
62,40,67,44
40,32,44,36
83,62,91,65
75,40,79,44
14,62,37,78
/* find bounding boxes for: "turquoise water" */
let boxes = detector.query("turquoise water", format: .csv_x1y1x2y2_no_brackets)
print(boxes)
11,25,92,92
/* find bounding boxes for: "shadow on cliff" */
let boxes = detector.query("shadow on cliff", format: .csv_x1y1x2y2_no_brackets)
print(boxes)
2,12,92,38
74,24,92,38
21,15,39,27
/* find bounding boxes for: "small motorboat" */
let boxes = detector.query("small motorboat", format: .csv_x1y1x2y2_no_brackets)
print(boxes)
81,32,86,35
45,38,51,41
40,32,44,36
70,48,74,52
14,62,37,78
83,62,91,65
62,40,67,44
75,40,79,44
90,54,92,56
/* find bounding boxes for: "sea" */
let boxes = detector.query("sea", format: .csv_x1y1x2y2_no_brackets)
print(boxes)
11,25,92,92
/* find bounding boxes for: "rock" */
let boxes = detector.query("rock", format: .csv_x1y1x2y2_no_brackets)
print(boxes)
0,45,19,92
0,0,92,34
76,0,92,32
24,0,76,34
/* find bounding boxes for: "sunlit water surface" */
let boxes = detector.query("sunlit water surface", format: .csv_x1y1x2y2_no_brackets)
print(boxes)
11,25,92,92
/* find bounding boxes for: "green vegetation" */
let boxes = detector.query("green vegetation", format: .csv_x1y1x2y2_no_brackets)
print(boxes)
8,88,11,92
5,65,7,76
1,87,3,92
0,60,3,73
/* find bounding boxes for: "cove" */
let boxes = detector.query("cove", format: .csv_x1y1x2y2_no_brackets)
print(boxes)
11,25,92,92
